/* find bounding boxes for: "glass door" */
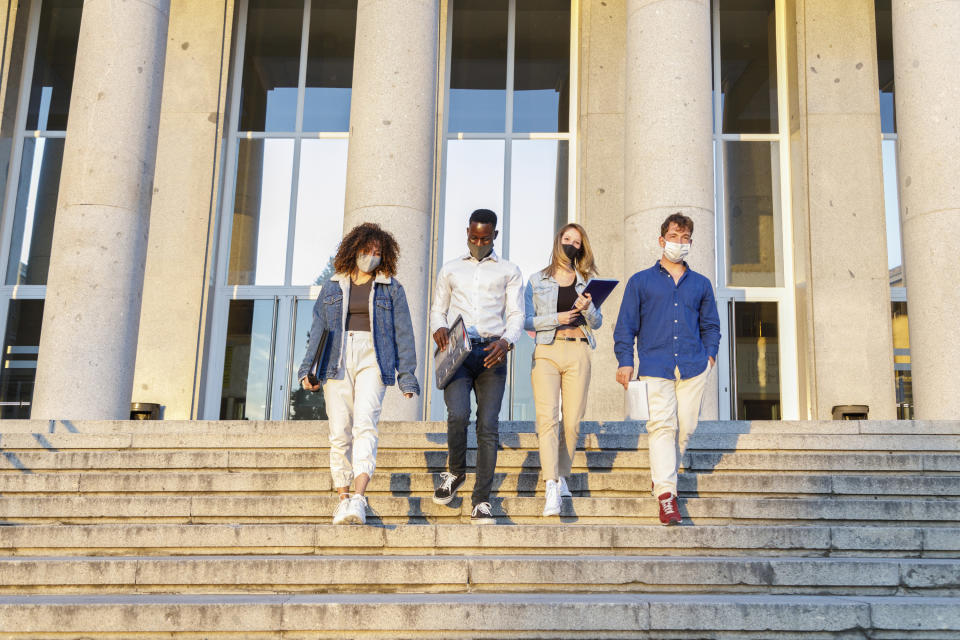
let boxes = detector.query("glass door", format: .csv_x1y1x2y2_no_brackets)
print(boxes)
722,299,782,420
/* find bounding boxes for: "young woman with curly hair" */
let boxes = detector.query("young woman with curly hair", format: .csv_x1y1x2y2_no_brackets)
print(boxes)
298,222,420,525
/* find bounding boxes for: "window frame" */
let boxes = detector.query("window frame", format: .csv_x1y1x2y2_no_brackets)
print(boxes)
202,0,352,419
426,0,580,421
711,0,799,420
0,0,77,416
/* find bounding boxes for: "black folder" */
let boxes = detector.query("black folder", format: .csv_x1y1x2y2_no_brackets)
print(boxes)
306,328,330,387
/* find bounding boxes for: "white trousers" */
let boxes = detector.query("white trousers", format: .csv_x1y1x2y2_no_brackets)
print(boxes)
323,331,386,488
640,365,710,497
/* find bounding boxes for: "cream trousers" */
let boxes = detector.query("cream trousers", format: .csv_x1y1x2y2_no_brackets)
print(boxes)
640,364,710,497
323,331,386,488
531,339,591,481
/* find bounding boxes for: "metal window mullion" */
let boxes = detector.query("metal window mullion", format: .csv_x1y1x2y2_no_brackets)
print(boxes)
773,0,799,420
283,0,311,288
262,296,280,419
215,0,249,291
566,0,579,224
0,0,43,290
503,0,516,418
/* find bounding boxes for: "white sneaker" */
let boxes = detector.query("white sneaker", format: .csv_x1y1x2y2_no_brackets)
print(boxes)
347,494,367,525
332,496,352,525
543,480,562,517
558,476,572,498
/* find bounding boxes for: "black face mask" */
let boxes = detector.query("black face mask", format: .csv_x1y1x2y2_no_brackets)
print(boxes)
561,243,580,262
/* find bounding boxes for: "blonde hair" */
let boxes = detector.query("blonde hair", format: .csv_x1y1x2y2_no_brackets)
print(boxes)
541,223,598,280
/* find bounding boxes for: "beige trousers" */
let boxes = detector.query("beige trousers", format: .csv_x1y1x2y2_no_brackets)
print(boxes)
640,364,710,498
531,340,591,481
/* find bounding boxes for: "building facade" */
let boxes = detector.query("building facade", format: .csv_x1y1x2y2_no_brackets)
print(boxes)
0,0,956,423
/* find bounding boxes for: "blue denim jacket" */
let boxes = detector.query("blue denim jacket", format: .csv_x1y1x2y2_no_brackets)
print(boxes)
523,270,603,348
298,273,420,395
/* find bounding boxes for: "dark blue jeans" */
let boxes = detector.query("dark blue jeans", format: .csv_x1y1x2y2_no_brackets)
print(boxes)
444,343,508,506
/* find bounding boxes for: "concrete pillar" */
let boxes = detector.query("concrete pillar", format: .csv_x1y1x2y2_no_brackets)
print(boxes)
132,0,233,419
579,0,627,420
794,0,896,419
892,0,960,419
624,0,717,419
342,0,438,420
32,0,170,419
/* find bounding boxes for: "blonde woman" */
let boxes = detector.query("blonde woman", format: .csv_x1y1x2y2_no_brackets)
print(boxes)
523,224,601,517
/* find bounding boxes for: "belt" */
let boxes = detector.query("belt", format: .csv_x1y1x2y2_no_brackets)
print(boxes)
555,337,588,343
470,337,501,346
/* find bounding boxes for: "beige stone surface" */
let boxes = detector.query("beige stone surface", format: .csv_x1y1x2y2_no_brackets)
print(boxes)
624,0,717,420
343,0,439,421
32,0,171,420
893,0,960,419
132,0,233,419
792,0,897,419
579,0,628,421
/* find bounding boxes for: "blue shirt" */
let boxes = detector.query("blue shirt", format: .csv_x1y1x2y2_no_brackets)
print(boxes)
613,261,721,380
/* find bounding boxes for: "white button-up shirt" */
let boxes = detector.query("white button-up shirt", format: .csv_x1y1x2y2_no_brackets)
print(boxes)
430,251,525,345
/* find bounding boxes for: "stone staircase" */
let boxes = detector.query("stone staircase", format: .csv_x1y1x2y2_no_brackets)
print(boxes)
0,418,958,638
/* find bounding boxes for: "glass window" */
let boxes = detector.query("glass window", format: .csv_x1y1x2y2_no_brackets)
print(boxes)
220,299,276,420
26,0,82,131
441,140,506,265
508,140,567,281
239,0,303,132
448,0,509,133
434,0,572,420
730,301,781,419
213,0,357,419
291,139,348,285
6,138,65,285
513,0,570,133
227,139,295,285
876,0,895,134
719,0,778,134
0,300,43,419
303,0,355,132
722,140,783,287
891,300,912,418
882,139,902,282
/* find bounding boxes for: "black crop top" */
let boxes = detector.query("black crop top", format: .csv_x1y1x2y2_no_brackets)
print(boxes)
556,283,579,330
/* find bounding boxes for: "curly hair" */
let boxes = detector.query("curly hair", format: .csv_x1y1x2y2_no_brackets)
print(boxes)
333,222,400,277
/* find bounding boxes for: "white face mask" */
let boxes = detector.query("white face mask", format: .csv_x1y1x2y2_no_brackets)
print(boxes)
356,253,381,274
663,241,690,264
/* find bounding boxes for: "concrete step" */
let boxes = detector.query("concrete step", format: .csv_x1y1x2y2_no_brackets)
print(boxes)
2,431,958,451
0,555,957,595
4,418,960,435
0,593,957,637
4,448,959,473
2,495,958,525
2,523,958,558
2,470,958,499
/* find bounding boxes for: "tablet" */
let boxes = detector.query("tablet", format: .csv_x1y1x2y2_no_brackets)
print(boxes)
575,278,619,309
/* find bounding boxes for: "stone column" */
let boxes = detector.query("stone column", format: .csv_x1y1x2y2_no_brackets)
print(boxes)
624,0,717,419
892,0,960,419
132,0,234,419
794,0,896,419
342,0,438,420
32,0,170,419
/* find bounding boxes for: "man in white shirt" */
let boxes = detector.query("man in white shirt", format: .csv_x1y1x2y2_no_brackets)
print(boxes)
429,209,525,524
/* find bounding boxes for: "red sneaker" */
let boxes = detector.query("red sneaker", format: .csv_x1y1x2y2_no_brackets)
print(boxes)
657,492,682,526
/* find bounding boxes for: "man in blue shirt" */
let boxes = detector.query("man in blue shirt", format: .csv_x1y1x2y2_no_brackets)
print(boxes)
613,213,721,525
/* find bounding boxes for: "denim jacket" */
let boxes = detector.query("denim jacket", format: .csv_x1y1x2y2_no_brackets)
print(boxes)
523,270,603,348
298,273,420,395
